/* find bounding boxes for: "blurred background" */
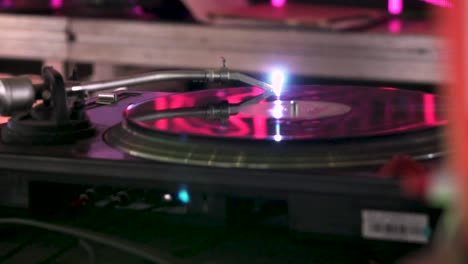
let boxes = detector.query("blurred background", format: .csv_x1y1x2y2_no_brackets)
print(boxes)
0,1,463,263
0,0,443,92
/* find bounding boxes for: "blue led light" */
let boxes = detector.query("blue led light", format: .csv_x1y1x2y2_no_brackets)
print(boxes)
178,189,190,204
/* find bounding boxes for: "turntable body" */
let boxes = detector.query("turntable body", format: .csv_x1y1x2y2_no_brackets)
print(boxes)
0,82,444,244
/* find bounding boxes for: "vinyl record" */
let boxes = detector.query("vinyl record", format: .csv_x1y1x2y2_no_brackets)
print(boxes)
105,85,446,169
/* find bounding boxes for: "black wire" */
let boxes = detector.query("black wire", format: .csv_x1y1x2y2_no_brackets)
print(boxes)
0,218,172,264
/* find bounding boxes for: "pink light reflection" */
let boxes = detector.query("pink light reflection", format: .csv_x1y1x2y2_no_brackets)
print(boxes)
271,0,286,8
388,19,402,34
423,94,436,125
253,117,267,139
0,116,9,124
50,0,62,9
380,87,398,91
153,97,168,130
228,116,251,137
421,0,452,7
132,5,144,16
388,0,403,15
1,0,12,8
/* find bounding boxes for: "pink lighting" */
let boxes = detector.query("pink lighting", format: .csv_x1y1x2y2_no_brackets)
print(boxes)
421,0,452,7
253,117,267,139
1,0,12,8
132,5,144,16
381,87,398,91
388,0,403,15
50,0,62,9
423,94,437,125
388,19,402,34
271,0,286,8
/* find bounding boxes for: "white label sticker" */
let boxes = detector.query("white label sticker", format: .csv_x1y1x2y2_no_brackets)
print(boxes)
361,210,430,244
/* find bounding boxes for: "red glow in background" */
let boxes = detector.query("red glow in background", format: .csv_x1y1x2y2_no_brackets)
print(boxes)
442,0,468,242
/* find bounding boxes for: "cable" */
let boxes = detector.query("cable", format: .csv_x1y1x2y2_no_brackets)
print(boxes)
0,218,172,264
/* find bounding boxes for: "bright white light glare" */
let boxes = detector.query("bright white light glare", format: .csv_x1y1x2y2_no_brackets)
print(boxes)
270,69,286,97
163,194,172,201
274,122,283,142
271,101,284,119
273,134,283,142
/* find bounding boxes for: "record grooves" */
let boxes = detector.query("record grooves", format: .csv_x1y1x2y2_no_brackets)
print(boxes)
104,85,446,169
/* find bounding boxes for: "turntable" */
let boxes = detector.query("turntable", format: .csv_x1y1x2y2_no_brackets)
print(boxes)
0,64,445,248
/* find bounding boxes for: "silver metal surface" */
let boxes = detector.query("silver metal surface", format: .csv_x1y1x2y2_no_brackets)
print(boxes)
0,76,35,115
230,72,273,92
70,70,208,92
96,92,118,105
69,69,274,94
